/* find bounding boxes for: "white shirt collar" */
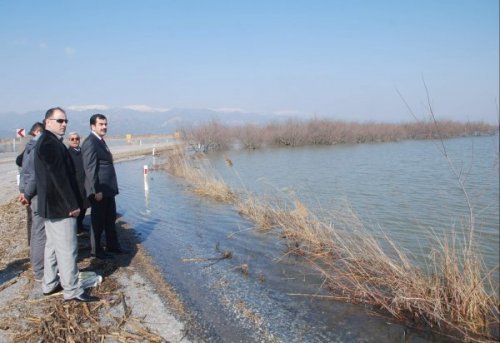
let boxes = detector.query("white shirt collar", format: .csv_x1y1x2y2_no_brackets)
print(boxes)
91,131,103,140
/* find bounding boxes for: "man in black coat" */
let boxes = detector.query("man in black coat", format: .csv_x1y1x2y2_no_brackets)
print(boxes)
67,132,89,232
82,114,126,259
34,107,97,302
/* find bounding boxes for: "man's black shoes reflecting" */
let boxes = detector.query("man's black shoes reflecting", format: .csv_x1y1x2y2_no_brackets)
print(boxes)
91,251,112,259
107,247,130,255
43,283,63,296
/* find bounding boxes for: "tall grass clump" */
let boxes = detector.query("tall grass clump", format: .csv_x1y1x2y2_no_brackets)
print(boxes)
161,145,236,202
237,195,277,231
239,194,499,341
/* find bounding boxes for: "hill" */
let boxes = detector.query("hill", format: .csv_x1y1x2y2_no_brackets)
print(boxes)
0,107,287,139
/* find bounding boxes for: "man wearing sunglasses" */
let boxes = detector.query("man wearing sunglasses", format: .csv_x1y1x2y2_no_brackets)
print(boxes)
82,114,126,260
33,107,97,302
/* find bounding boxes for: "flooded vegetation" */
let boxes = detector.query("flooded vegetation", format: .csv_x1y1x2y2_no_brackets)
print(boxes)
154,135,499,342
180,118,497,151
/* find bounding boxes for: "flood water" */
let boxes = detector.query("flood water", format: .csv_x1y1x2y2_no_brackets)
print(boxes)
115,134,499,342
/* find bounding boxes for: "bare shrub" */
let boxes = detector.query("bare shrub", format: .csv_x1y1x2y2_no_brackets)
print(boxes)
181,119,496,150
236,124,265,149
183,120,233,152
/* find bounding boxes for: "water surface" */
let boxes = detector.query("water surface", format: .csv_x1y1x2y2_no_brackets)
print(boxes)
115,134,498,342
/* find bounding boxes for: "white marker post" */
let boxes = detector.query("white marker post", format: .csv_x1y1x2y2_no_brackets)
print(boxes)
143,165,149,192
143,164,150,211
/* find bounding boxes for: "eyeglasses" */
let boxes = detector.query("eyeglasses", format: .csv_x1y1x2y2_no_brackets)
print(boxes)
49,118,68,124
69,137,80,141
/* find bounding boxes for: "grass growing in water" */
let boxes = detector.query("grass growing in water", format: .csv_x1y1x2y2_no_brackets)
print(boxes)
160,144,499,342
277,201,498,341
161,145,236,203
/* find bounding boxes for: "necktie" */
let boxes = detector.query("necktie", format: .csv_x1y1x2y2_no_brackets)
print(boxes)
101,138,110,152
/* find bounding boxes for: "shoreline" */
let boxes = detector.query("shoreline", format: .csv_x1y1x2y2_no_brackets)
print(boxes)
0,142,194,342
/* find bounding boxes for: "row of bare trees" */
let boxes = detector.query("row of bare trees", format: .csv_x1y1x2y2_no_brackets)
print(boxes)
181,118,497,151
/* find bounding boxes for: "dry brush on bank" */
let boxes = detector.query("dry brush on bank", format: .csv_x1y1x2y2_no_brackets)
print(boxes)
160,145,499,342
180,118,497,151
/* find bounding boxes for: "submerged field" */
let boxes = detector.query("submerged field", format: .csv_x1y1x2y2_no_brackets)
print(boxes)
151,133,499,342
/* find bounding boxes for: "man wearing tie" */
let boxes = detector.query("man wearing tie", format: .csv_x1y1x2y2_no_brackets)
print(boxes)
82,114,125,259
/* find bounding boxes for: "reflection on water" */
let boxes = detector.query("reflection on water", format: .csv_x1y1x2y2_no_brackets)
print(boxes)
115,134,498,342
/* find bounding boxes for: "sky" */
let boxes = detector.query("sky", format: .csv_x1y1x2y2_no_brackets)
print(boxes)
0,0,498,123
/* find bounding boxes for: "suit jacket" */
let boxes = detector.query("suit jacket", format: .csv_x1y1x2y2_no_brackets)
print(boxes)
81,133,119,198
34,130,80,219
19,135,40,198
68,147,90,209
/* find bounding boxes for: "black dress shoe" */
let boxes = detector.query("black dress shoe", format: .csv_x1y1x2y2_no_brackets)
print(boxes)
77,231,90,238
91,251,112,259
43,283,63,296
107,247,130,254
66,293,99,303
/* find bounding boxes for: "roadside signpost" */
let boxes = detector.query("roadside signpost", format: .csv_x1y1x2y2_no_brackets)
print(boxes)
16,128,25,138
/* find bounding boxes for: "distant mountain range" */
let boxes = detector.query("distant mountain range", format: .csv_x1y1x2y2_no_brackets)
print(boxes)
0,107,293,139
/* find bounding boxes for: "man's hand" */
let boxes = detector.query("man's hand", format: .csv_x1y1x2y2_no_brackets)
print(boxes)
18,193,30,206
69,208,81,217
95,192,103,202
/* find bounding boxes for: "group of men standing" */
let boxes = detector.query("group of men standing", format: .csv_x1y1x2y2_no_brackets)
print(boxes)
18,107,125,302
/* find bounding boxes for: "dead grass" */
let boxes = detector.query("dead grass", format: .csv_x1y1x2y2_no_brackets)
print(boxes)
237,196,277,231
254,197,499,342
5,273,167,343
161,145,236,203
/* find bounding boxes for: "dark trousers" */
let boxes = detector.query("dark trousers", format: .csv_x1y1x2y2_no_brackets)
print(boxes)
76,207,87,231
27,206,32,245
90,196,119,254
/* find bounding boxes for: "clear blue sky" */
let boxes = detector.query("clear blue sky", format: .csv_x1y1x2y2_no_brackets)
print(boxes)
0,0,498,123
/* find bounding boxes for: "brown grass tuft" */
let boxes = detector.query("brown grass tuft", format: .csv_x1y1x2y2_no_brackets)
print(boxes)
161,145,236,203
265,198,499,341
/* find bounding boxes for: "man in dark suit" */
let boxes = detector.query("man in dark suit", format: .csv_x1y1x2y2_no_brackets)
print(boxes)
82,114,125,259
34,107,97,302
67,132,89,233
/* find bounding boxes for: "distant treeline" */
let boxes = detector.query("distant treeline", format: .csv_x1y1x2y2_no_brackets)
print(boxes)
181,119,497,151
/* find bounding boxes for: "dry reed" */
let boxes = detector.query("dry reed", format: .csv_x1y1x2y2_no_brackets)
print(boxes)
237,195,277,231
5,271,167,343
161,145,236,203
248,196,499,341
